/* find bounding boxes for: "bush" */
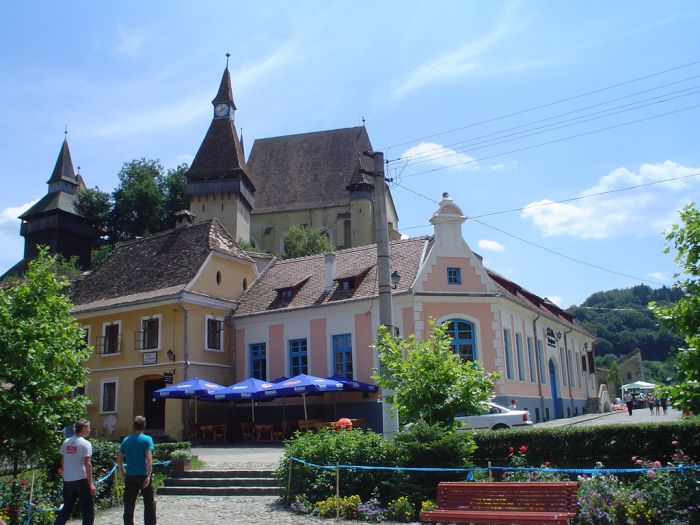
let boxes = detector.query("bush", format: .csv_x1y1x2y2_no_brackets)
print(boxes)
153,441,191,463
391,420,476,504
315,494,362,519
279,428,398,504
386,496,414,522
472,420,700,468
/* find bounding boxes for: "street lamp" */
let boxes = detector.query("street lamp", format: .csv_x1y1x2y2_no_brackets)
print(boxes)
390,270,401,289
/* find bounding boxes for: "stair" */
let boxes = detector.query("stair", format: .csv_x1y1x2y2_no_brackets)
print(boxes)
585,397,600,414
157,469,282,496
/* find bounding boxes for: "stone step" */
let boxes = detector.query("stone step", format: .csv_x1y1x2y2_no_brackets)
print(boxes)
174,470,276,479
165,477,280,488
157,486,282,496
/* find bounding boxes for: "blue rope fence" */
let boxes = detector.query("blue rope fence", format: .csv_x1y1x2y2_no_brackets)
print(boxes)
22,461,171,525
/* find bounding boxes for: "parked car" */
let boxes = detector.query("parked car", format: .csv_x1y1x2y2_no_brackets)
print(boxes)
454,402,533,431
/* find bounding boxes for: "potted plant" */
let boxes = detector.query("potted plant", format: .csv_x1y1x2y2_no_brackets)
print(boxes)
170,449,192,473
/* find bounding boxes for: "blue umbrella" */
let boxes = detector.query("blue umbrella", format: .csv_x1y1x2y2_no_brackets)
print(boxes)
203,378,279,422
264,374,344,419
153,377,224,424
326,374,378,393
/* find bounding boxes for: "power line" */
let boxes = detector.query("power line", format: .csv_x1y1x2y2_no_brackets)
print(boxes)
394,85,700,167
382,59,700,152
469,217,665,286
394,103,700,178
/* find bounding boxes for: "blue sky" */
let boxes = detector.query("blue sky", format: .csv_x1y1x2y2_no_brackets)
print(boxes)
1,1,699,307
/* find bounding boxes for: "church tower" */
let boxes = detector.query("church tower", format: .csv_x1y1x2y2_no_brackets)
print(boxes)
186,57,255,242
17,136,99,270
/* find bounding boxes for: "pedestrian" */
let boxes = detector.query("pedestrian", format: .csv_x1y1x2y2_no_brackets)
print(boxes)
53,419,95,525
661,396,668,415
509,399,518,409
117,415,156,525
648,395,655,415
654,396,660,415
623,391,634,416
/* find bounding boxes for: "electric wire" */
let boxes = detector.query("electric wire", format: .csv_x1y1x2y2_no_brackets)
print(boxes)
382,59,700,151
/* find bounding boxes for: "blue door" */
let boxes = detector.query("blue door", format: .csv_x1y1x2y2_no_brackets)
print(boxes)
548,359,562,419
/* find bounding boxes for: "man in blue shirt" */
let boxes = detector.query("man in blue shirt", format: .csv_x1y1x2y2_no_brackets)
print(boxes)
117,415,156,525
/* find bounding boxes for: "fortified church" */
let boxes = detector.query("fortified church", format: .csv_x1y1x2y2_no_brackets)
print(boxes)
3,63,598,440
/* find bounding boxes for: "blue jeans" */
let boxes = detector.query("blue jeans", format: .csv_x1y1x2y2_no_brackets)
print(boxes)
123,475,156,525
53,478,94,525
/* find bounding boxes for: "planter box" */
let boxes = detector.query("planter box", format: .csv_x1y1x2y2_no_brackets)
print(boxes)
171,458,192,473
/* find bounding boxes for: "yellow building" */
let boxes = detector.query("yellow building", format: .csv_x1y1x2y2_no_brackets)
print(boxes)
70,212,257,440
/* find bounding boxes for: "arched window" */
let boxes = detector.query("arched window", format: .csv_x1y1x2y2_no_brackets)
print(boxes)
446,319,477,361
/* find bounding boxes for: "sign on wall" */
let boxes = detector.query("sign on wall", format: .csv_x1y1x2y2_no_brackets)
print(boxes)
163,372,174,384
546,327,557,347
143,351,157,365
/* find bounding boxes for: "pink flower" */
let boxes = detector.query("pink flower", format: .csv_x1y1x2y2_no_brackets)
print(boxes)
508,447,514,454
519,445,528,454
653,461,661,468
20,480,27,486
544,461,551,467
672,440,678,445
631,456,637,461
636,459,643,465
673,453,680,460
647,470,656,479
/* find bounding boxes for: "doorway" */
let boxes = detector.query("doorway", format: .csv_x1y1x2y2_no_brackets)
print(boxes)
143,379,166,431
548,359,562,419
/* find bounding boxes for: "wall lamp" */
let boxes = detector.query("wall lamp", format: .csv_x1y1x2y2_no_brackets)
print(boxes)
391,270,401,289
167,349,176,362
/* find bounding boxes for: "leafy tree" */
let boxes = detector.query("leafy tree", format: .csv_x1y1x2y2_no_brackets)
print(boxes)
109,158,167,242
0,248,91,477
75,186,111,228
281,225,334,259
161,163,189,230
237,238,257,252
373,320,498,427
606,361,622,393
650,204,700,414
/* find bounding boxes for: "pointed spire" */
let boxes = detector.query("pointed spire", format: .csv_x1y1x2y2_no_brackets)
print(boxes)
47,136,77,186
212,53,237,110
240,127,245,158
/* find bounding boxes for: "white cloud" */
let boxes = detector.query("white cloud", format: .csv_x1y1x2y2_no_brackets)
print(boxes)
115,26,145,57
546,296,563,306
477,239,506,252
392,5,521,98
399,142,479,171
521,161,700,239
0,201,36,274
648,271,672,282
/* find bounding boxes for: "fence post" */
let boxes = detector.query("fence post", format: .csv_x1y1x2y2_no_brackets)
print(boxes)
488,461,493,482
336,463,340,520
287,460,292,504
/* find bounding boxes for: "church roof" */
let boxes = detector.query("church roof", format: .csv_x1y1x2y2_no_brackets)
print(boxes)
19,191,81,220
212,67,237,109
47,138,78,185
70,220,252,309
187,117,250,182
247,126,373,215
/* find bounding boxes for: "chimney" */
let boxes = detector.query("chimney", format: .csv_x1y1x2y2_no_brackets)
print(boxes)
174,209,196,229
324,253,336,292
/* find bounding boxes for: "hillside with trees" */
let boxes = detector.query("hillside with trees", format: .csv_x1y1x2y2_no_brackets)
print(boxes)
567,284,684,362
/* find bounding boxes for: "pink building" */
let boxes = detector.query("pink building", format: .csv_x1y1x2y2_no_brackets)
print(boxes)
231,194,597,430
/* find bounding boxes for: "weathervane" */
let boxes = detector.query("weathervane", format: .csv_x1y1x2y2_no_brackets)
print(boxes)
226,52,230,67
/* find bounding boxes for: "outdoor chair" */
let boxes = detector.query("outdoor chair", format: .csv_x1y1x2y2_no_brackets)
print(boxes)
240,421,255,441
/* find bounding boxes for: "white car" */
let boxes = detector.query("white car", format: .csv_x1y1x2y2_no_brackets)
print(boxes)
455,402,533,430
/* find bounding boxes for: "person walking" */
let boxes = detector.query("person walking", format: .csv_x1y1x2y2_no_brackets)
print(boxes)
661,396,668,415
117,416,156,525
623,391,634,416
654,396,661,415
648,395,655,415
54,420,95,525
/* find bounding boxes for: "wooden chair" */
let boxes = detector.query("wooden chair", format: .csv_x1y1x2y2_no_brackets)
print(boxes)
271,421,287,441
240,421,255,441
212,424,226,442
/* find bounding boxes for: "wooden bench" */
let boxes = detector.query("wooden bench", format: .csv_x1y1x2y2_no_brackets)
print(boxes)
420,481,578,524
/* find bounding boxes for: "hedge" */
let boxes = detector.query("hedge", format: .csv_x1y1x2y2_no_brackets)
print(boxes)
471,420,700,468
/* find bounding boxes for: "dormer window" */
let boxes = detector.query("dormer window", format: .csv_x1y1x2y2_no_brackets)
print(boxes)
333,266,372,294
279,288,294,301
274,276,311,304
338,279,355,291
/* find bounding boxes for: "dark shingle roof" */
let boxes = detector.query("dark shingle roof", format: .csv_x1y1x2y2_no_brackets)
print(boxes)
19,191,80,219
70,220,252,308
187,117,249,182
247,126,373,215
212,67,237,109
47,138,78,185
234,236,429,317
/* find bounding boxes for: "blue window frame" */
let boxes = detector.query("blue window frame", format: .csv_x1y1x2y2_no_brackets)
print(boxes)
537,339,546,384
289,338,308,376
447,267,462,285
249,343,267,380
527,336,536,382
332,334,353,379
515,333,525,381
504,328,514,380
446,319,476,361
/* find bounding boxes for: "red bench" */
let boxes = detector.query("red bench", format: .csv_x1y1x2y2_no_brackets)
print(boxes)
420,481,579,524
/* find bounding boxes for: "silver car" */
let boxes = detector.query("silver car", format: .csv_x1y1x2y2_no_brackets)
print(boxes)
455,402,533,430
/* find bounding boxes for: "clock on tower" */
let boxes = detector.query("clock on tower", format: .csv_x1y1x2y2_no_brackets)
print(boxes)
214,103,230,118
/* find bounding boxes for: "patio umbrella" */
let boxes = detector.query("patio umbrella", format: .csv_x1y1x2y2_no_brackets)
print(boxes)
326,374,378,393
153,377,224,423
203,378,278,422
264,374,344,420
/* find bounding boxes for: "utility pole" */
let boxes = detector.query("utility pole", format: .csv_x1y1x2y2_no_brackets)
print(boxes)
362,150,400,438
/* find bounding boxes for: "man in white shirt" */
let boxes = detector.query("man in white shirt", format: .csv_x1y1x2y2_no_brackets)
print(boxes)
54,419,96,525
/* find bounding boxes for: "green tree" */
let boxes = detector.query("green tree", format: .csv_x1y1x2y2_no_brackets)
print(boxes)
650,204,700,414
75,186,111,228
281,225,334,259
0,248,91,477
373,320,498,426
108,158,167,242
606,360,622,393
161,163,189,230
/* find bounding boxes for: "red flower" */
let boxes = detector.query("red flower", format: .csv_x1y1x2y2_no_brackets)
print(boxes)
20,480,27,486
5,504,10,511
7,479,13,484
508,446,514,454
519,445,528,454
